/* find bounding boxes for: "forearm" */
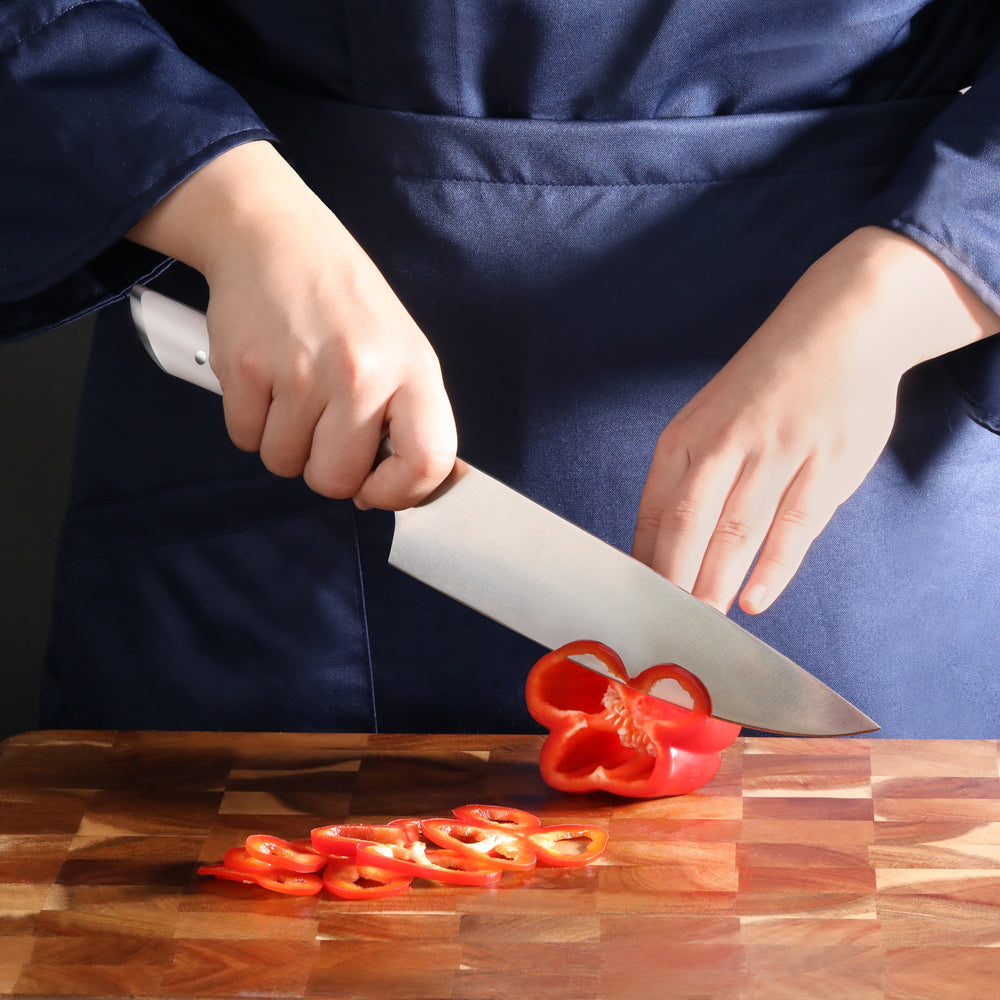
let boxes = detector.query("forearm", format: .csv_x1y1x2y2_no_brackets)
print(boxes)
124,139,372,294
126,138,456,510
790,226,1000,382
126,140,328,277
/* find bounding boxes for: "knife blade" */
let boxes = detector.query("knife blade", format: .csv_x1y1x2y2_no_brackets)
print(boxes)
129,284,878,736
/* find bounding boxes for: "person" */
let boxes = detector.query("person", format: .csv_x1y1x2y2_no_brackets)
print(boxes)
2,1,999,737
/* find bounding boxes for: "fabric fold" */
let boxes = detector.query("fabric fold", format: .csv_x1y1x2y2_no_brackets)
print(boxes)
0,0,272,336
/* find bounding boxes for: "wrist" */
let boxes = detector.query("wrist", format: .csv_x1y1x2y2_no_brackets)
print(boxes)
125,140,317,279
820,226,1000,374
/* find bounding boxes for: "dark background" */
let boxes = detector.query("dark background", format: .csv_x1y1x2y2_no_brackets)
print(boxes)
0,315,94,740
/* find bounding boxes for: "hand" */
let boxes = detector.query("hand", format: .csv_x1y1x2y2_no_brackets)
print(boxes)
127,141,457,509
632,226,1000,615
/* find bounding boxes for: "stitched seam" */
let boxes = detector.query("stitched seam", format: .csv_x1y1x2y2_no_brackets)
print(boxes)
325,159,893,189
884,218,997,308
1,0,140,56
349,505,379,733
450,0,464,117
14,255,175,338
1,128,271,302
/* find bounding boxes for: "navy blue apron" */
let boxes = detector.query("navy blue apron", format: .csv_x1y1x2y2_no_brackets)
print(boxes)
42,56,999,735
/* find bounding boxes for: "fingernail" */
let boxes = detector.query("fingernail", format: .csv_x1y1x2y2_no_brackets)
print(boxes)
741,582,768,614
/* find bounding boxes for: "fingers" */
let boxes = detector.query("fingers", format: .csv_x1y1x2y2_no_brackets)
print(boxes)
738,461,831,614
687,452,809,612
203,227,457,509
218,350,273,454
634,443,744,596
352,376,458,510
216,334,455,508
634,434,830,616
296,369,456,509
258,383,327,480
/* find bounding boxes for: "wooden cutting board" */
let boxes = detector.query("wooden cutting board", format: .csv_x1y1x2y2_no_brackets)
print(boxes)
1,731,998,999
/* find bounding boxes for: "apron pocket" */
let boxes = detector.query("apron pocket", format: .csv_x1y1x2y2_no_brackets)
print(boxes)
45,479,375,732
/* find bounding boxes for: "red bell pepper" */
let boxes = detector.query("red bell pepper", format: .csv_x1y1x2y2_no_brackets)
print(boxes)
196,862,257,884
251,869,324,896
222,846,282,877
422,849,507,884
321,860,414,899
244,834,327,873
451,804,543,833
421,813,608,870
355,841,503,886
419,818,538,871
526,825,609,867
525,639,741,798
198,803,609,898
310,822,419,859
198,859,324,895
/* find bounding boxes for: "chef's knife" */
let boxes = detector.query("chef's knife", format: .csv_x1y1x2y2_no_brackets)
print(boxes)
130,284,878,736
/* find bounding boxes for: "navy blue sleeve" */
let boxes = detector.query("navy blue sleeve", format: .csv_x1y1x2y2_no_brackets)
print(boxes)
866,40,1000,432
870,45,1000,321
0,0,274,337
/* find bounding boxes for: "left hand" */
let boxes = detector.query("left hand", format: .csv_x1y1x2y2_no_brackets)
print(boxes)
632,226,1000,615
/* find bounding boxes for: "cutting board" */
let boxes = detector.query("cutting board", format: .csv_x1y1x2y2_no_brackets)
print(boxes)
1,731,999,999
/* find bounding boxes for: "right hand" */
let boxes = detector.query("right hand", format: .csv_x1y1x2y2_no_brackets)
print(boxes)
127,140,457,510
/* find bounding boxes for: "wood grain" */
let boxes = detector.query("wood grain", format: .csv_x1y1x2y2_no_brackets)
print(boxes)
1,731,998,999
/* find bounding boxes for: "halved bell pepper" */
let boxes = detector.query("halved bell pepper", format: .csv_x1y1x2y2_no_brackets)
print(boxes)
525,640,741,798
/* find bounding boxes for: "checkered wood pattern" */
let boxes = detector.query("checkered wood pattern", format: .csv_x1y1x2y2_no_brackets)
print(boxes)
1,731,998,999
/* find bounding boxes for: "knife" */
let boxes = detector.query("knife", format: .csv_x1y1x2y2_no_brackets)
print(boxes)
129,284,878,736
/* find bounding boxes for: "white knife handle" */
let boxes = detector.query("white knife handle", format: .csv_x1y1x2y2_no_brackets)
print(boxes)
130,286,400,466
130,285,222,395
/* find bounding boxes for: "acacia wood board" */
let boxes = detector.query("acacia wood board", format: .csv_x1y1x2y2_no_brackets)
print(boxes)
1,731,999,999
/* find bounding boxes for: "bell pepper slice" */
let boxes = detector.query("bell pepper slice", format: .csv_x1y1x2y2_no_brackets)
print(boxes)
451,804,543,833
310,822,417,859
420,818,537,871
244,834,327,873
525,640,741,798
527,825,609,867
422,849,503,885
200,803,609,900
222,846,282,876
321,860,413,899
251,869,324,896
198,860,323,895
386,818,423,841
197,862,258,884
355,842,502,886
